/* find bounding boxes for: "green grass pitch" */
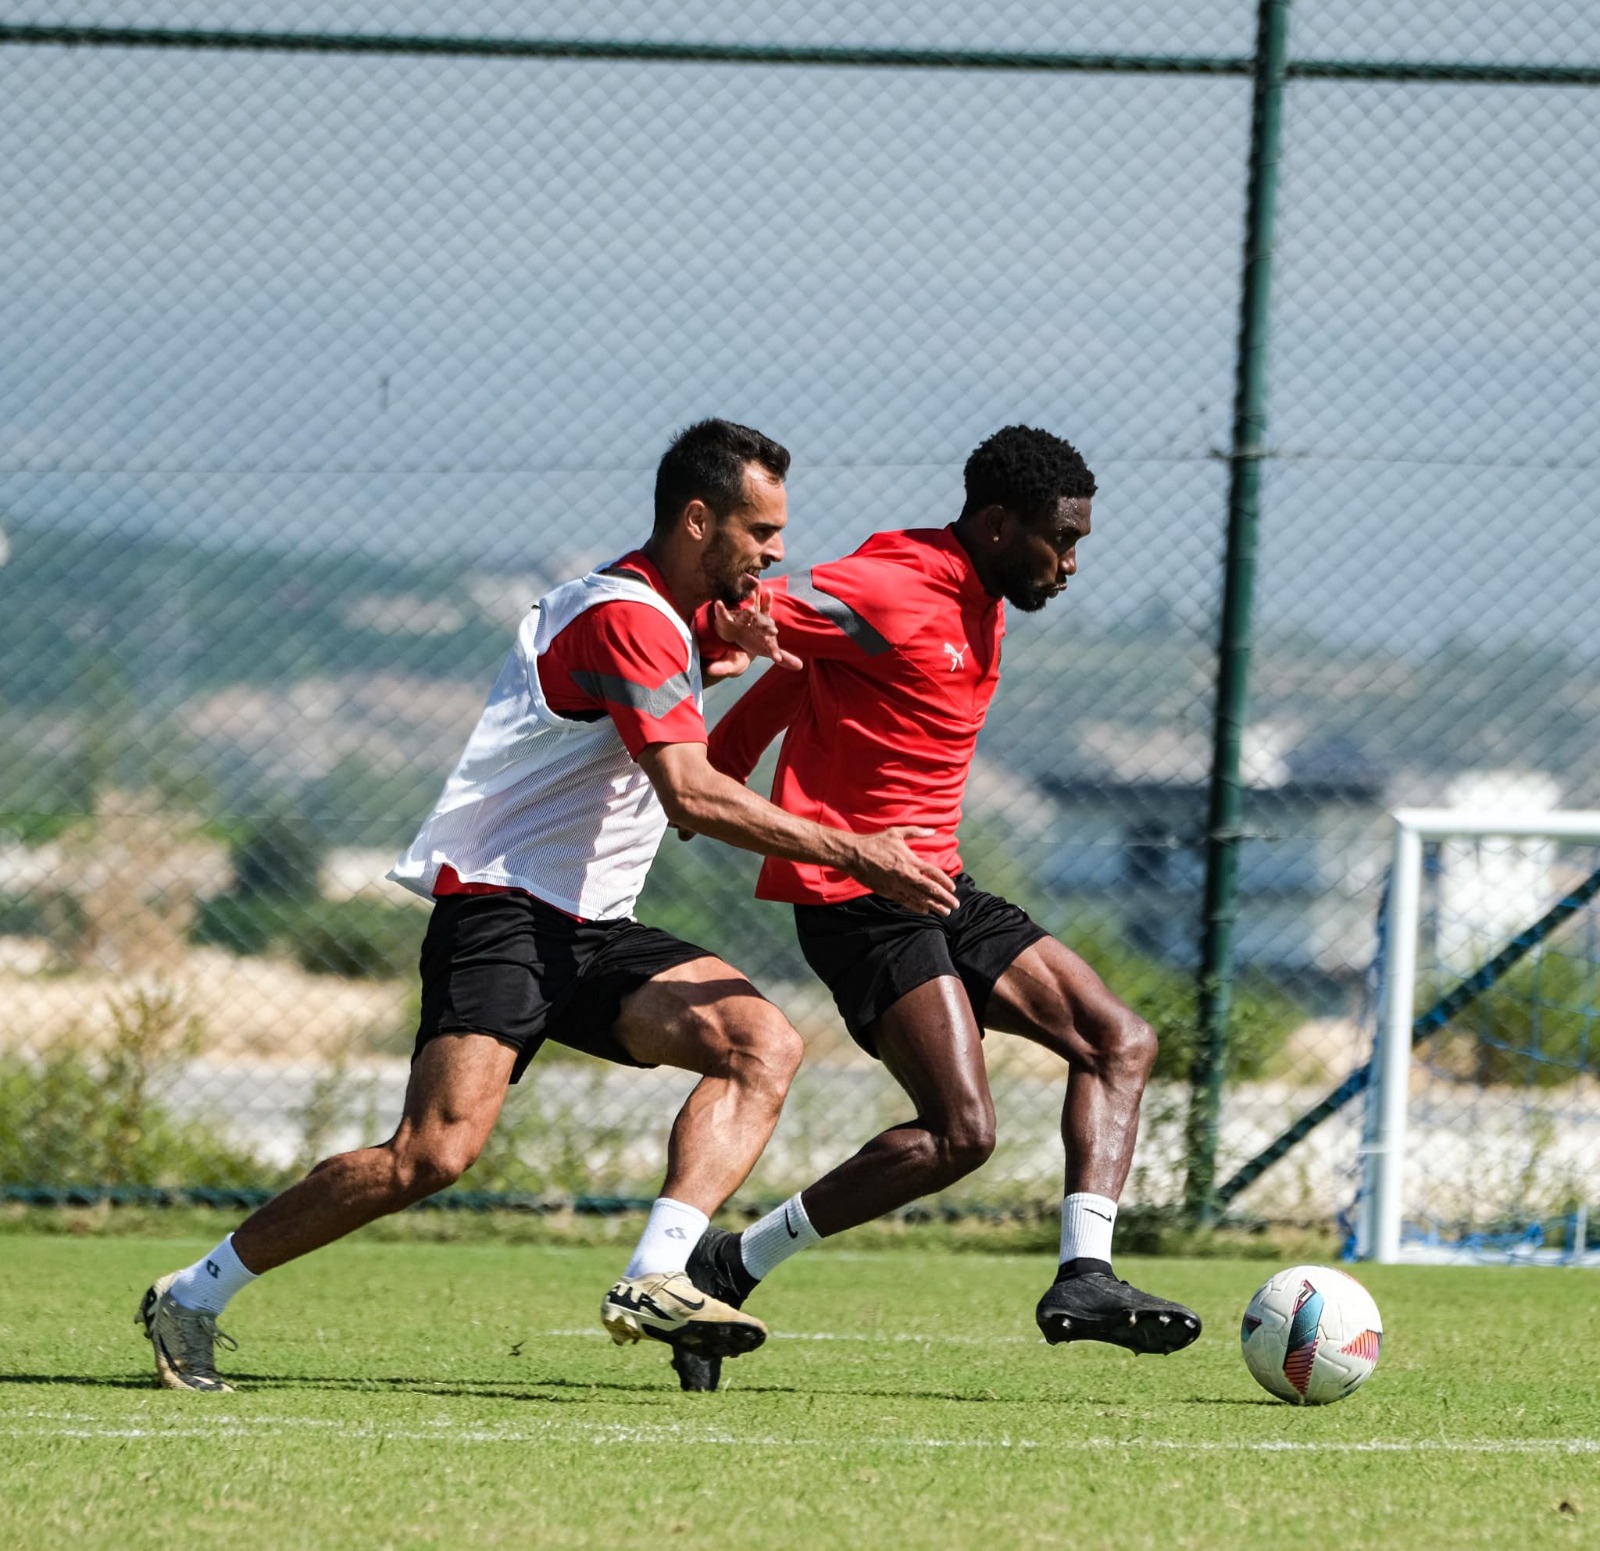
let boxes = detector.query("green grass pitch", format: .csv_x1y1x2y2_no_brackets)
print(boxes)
2,1236,1597,1549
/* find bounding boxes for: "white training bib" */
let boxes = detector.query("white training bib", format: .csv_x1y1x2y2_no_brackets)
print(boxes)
389,569,701,920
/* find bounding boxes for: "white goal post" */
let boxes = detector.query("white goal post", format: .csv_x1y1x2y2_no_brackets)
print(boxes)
1358,809,1600,1265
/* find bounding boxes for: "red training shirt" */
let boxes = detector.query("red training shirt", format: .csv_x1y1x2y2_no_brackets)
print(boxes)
708,525,1004,904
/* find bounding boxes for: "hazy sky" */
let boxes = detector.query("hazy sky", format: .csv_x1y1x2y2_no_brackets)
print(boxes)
2,1,1597,662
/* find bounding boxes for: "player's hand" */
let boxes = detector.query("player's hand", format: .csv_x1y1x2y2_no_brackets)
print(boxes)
846,827,959,916
702,648,753,684
712,590,803,672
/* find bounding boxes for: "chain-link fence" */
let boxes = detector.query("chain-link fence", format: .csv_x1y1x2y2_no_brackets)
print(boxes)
2,3,1597,1234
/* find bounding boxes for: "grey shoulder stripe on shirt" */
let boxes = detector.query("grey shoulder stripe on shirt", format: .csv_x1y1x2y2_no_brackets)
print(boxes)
790,573,893,656
569,668,695,721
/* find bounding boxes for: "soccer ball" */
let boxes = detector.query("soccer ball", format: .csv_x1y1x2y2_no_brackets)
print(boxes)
1240,1264,1383,1405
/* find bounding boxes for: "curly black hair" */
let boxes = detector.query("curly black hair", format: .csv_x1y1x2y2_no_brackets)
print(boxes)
960,425,1096,522
654,418,790,535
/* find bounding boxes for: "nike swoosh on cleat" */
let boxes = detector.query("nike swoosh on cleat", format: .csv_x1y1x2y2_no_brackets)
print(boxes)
638,1292,706,1318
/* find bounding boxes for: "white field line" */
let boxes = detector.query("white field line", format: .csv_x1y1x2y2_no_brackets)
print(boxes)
4,1412,1597,1455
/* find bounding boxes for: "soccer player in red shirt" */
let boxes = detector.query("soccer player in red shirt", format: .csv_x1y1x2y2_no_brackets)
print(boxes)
137,420,956,1393
676,426,1200,1388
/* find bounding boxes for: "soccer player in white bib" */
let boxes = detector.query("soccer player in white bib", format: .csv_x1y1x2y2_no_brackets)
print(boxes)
138,420,957,1393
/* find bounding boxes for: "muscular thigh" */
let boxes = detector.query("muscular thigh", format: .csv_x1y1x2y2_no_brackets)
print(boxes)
871,975,994,1129
794,887,968,1057
395,1031,517,1152
612,955,774,1073
984,935,1137,1067
543,920,723,1068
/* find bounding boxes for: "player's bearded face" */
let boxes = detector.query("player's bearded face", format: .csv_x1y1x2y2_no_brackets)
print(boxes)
993,536,1065,613
701,521,758,608
993,498,1089,613
994,547,1058,612
701,468,788,608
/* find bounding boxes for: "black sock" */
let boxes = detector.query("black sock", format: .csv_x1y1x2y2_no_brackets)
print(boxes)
721,1231,761,1301
1057,1256,1114,1282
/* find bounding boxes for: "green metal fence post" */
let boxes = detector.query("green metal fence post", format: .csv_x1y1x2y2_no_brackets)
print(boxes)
1184,0,1293,1226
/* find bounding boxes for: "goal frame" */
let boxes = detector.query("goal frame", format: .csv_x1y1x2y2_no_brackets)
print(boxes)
1357,808,1600,1264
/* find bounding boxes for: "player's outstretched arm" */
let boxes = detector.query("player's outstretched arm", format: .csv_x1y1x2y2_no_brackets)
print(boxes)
638,742,957,916
706,658,810,784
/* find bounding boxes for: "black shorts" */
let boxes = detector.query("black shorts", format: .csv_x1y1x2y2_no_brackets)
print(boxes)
793,872,1050,1057
414,891,717,1081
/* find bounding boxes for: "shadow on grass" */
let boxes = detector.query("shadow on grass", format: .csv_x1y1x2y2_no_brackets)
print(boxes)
2,1371,1274,1407
0,1373,156,1390
690,1380,1071,1403
241,1371,714,1401
241,1373,1013,1404
0,1371,680,1401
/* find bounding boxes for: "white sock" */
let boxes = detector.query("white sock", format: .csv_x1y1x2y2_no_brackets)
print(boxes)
624,1197,709,1279
739,1192,821,1281
167,1234,260,1314
1060,1193,1118,1267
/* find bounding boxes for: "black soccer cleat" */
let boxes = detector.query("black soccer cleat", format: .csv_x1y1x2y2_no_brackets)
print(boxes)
667,1227,763,1391
1035,1271,1202,1355
684,1225,759,1311
670,1346,723,1392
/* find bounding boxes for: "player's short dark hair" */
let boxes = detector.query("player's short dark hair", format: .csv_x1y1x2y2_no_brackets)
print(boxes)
653,419,791,535
960,425,1097,523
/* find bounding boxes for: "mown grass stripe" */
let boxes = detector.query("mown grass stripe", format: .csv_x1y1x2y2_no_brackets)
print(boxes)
7,1416,1598,1454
